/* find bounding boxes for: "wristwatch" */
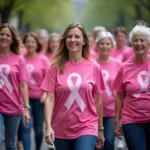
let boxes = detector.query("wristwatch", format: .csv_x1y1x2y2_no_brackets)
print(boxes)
24,104,30,109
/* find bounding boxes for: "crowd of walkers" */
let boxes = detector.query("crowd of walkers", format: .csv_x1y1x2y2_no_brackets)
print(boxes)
0,20,150,150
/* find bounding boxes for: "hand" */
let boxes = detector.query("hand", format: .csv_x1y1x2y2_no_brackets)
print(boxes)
45,126,55,146
114,121,123,139
96,131,105,149
23,109,31,126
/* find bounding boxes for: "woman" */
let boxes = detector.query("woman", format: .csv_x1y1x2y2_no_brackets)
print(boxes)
95,31,121,150
111,26,133,63
41,23,105,150
45,32,60,62
114,24,150,150
22,33,49,150
0,23,30,150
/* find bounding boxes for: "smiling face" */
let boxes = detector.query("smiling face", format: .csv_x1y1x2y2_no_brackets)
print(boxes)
0,27,13,49
66,27,85,53
98,37,113,56
115,32,127,46
132,34,150,55
49,36,59,52
24,35,37,54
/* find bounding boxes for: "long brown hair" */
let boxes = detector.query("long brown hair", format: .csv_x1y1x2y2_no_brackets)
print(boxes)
23,32,42,53
0,23,22,54
46,33,60,54
51,23,91,73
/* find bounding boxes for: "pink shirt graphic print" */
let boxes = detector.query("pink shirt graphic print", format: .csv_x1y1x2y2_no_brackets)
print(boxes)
114,58,150,124
0,53,28,115
41,59,105,139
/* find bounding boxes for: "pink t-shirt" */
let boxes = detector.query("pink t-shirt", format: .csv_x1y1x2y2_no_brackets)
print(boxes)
24,54,49,98
111,46,133,62
90,46,100,60
97,57,121,117
114,58,150,124
0,52,28,115
41,59,105,139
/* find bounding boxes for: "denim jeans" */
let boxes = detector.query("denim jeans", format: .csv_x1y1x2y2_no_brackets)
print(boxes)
0,113,4,144
95,117,115,150
55,135,97,150
22,98,44,150
0,113,22,150
122,122,150,150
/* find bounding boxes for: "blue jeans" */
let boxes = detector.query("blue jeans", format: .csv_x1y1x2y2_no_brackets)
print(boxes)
0,113,22,150
55,135,97,150
22,98,44,150
0,113,4,144
95,117,115,150
122,122,150,150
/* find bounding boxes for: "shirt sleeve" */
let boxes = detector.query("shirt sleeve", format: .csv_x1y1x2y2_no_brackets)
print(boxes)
93,64,105,94
41,67,57,93
113,66,125,92
18,56,29,83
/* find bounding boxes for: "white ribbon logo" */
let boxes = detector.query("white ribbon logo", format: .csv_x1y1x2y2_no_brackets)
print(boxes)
64,73,86,112
102,70,113,97
27,64,36,84
132,71,150,98
0,64,14,93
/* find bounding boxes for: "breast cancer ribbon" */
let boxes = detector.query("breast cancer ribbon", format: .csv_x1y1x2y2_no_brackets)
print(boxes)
0,64,14,93
64,73,86,112
102,70,113,97
132,71,150,98
27,64,36,84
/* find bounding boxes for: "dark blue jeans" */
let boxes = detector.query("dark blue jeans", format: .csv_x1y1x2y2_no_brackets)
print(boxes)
55,135,97,150
0,113,22,150
122,122,150,150
0,113,3,144
95,117,115,150
22,98,44,150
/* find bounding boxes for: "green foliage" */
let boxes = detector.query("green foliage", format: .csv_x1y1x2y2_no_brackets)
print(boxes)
83,0,150,33
0,0,75,32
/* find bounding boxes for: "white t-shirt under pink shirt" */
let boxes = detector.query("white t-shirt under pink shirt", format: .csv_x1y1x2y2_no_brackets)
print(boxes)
41,58,105,139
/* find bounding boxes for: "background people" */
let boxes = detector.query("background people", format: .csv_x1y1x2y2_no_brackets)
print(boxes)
95,31,121,150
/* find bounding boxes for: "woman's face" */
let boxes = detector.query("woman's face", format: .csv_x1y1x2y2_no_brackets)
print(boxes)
97,37,113,56
66,27,85,53
24,35,37,53
115,32,127,46
48,36,59,52
0,27,13,48
132,34,149,55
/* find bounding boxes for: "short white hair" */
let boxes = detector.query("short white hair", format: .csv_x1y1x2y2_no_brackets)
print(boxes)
95,31,116,48
129,25,150,44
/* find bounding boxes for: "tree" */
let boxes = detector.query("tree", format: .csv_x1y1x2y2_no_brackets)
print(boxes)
0,0,75,32
82,0,150,32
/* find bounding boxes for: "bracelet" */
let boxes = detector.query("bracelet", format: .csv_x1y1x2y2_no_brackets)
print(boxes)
98,127,104,131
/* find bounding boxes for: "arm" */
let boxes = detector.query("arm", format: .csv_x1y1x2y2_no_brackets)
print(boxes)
44,92,55,145
20,81,30,125
114,92,125,139
94,93,105,149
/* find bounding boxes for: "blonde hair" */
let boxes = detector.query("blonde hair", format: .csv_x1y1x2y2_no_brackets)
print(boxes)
51,23,91,73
